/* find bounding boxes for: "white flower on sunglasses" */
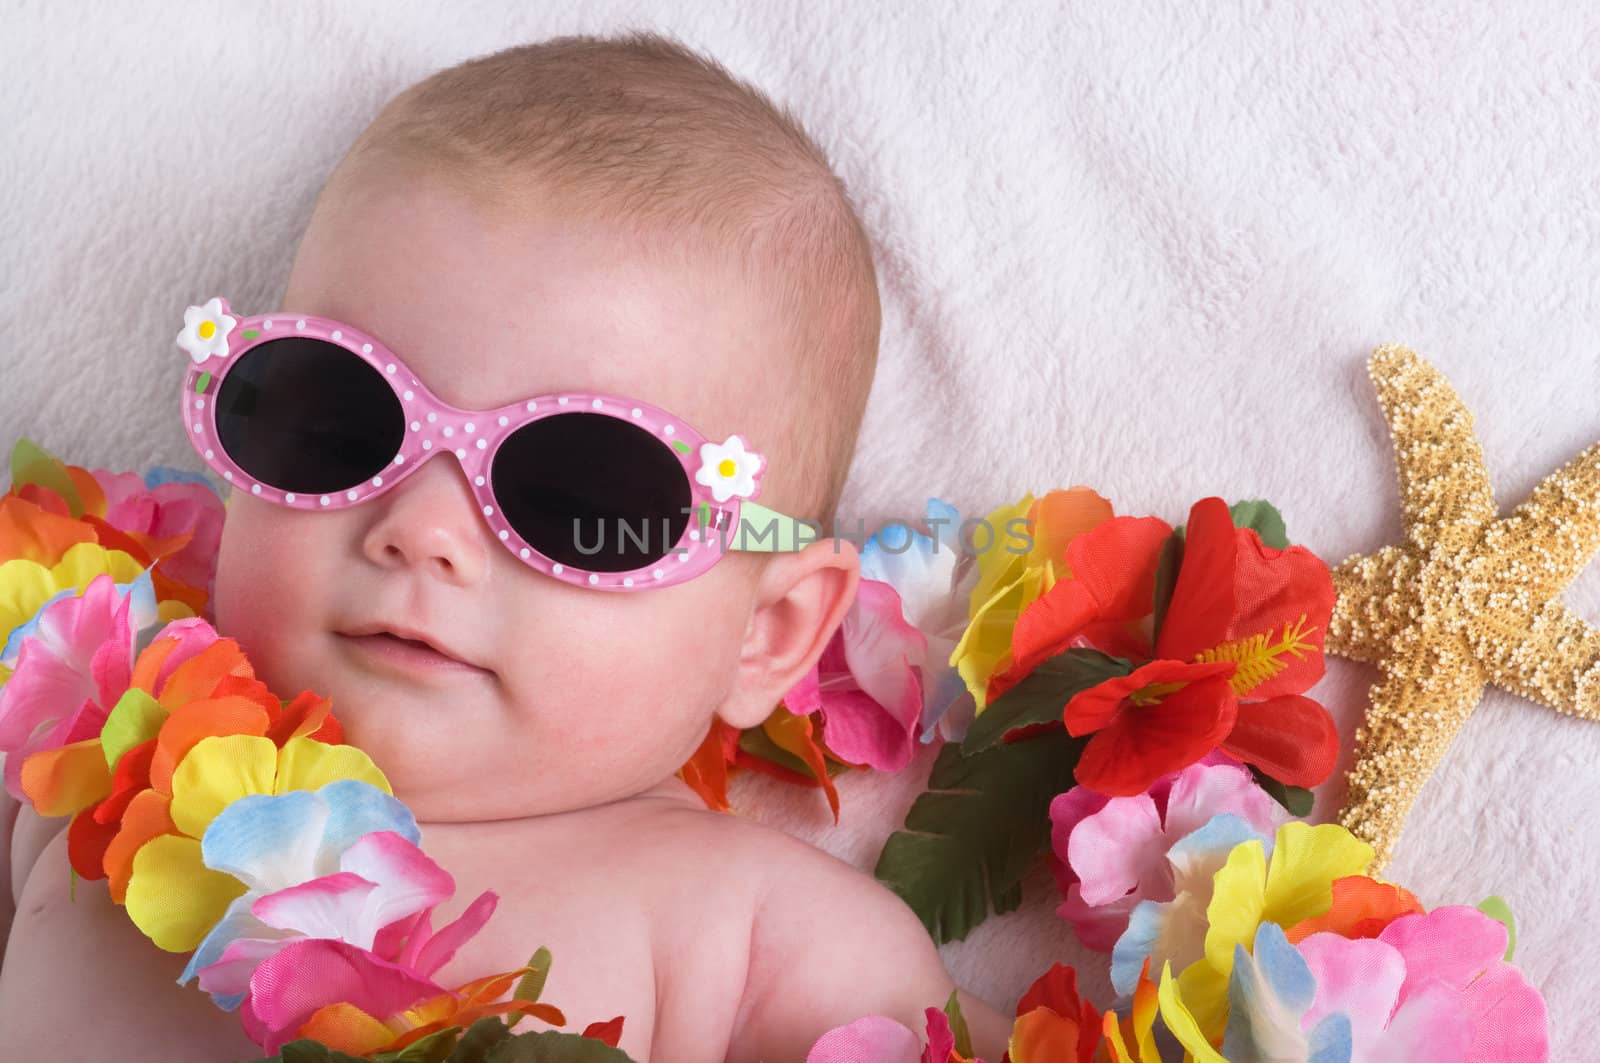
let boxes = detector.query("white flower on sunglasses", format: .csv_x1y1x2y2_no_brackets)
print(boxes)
176,297,237,364
695,434,763,503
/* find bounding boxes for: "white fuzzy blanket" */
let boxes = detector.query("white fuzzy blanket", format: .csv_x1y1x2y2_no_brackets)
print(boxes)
4,2,1597,1055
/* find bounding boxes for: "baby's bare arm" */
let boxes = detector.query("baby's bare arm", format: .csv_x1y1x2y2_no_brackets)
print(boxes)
0,827,261,1059
0,782,16,961
728,835,1011,1062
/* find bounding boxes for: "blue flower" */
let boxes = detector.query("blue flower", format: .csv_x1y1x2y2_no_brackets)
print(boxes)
1220,922,1352,1063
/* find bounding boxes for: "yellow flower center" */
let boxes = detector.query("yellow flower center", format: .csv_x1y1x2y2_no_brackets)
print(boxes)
197,319,217,340
1194,614,1318,696
718,458,737,478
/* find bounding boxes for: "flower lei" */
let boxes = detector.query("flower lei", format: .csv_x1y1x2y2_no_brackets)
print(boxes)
0,441,1553,1061
0,441,628,1061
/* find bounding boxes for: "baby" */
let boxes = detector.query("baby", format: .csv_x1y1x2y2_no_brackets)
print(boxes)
0,30,1012,1062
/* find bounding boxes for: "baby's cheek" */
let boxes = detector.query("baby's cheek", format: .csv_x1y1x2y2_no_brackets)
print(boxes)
211,499,333,686
537,596,738,774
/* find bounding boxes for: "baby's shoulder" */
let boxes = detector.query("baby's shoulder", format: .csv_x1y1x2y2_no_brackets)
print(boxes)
626,798,926,941
713,816,961,1061
628,796,879,904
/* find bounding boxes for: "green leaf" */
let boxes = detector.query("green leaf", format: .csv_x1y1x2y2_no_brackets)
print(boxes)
670,439,691,455
1477,896,1517,961
256,1040,372,1063
944,989,973,1058
960,648,1131,754
482,1030,639,1062
875,728,1085,943
1229,499,1289,549
194,370,213,393
1248,765,1315,817
1149,531,1185,642
385,1025,466,1063
10,438,82,516
241,329,261,340
101,687,167,770
738,722,850,777
512,947,553,1004
446,1017,515,1062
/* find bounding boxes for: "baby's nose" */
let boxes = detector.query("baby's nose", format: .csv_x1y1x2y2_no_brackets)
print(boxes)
360,452,491,585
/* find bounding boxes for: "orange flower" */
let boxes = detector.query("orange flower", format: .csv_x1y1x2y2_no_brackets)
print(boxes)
0,495,95,566
1100,960,1160,1063
676,707,846,821
1005,963,1103,1063
737,707,841,823
3,440,223,613
1285,874,1425,944
677,717,741,812
243,939,567,1056
298,965,566,1056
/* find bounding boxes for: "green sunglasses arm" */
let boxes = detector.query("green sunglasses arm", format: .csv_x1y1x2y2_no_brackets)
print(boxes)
722,500,815,553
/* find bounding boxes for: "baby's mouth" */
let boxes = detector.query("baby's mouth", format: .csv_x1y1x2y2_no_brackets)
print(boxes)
335,624,492,678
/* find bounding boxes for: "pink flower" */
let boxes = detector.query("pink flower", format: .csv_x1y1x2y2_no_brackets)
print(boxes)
787,577,926,772
0,574,149,799
806,1015,921,1063
805,1007,990,1063
238,934,558,1055
1291,906,1548,1061
195,828,493,1009
91,470,225,596
1376,906,1546,1061
1047,758,1287,951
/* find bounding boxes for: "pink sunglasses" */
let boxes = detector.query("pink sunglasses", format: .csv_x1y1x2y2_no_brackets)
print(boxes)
177,298,806,591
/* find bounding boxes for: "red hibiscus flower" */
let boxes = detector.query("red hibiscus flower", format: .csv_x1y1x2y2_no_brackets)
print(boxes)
997,496,1338,796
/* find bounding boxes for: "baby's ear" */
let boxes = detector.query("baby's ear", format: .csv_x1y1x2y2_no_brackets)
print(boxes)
715,537,860,731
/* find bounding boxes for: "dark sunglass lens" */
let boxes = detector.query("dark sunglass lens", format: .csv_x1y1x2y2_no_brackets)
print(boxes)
491,413,692,572
215,338,404,494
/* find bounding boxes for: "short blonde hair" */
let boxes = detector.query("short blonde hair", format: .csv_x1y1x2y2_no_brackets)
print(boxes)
328,30,879,529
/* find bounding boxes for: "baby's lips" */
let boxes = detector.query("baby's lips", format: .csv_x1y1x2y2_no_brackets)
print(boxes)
337,619,491,673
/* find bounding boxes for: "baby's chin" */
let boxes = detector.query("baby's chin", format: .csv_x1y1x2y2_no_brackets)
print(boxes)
265,631,719,821
316,694,681,823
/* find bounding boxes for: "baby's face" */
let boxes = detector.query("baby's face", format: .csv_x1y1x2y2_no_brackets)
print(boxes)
212,169,807,820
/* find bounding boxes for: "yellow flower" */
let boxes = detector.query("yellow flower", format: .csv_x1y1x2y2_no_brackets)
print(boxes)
124,734,390,952
1157,962,1226,1063
0,541,144,647
1102,959,1161,1062
949,488,1114,711
1165,821,1373,1044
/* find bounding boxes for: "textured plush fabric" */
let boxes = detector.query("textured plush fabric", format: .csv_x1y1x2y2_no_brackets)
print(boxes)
4,3,1596,1054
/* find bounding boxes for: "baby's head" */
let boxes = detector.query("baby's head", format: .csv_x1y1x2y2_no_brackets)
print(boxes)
211,32,880,820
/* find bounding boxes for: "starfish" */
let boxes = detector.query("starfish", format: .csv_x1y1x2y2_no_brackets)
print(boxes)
1325,344,1600,869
